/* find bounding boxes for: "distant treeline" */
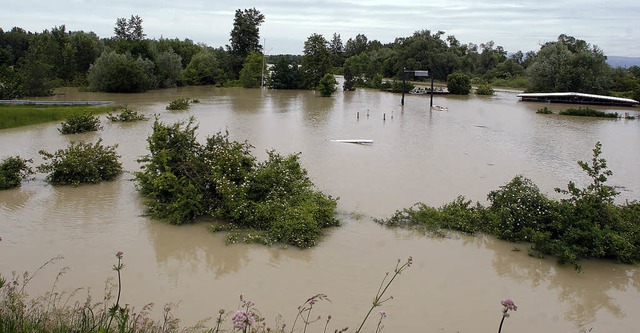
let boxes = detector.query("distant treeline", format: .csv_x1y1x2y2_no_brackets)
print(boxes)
1,10,639,100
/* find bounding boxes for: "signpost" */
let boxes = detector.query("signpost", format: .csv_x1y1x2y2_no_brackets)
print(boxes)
401,69,434,107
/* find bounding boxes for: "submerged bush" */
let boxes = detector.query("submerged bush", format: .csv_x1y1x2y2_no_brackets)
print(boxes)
378,142,640,269
475,82,495,95
106,107,148,122
0,156,34,190
165,98,197,110
559,107,618,118
135,117,338,248
37,139,123,186
536,107,553,114
58,111,102,134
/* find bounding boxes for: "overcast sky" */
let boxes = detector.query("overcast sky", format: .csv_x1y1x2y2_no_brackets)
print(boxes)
1,0,638,57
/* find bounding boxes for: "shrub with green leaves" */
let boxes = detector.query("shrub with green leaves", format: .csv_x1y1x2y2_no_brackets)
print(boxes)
106,107,148,122
135,117,338,248
37,139,123,186
58,111,102,134
378,142,640,270
559,107,618,118
447,72,471,95
475,82,495,95
165,98,193,110
0,156,34,190
536,107,553,114
317,73,337,97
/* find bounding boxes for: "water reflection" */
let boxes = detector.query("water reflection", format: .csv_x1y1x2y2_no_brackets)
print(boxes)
480,235,635,329
147,220,313,280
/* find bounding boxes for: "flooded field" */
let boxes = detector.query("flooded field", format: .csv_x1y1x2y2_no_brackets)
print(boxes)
1,85,639,332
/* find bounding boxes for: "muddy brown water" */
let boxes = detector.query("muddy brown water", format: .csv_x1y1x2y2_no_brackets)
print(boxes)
1,86,640,332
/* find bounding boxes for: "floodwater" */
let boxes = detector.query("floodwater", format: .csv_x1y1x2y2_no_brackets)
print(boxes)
1,85,640,332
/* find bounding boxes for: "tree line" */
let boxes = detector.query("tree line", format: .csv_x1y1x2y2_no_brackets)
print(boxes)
1,9,639,100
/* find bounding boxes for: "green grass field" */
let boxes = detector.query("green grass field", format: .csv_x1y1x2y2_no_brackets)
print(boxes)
0,104,121,129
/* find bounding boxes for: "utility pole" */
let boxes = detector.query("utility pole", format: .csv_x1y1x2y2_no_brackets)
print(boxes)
261,38,265,88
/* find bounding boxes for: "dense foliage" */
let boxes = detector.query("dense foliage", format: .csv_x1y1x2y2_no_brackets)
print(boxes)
58,111,102,134
135,117,339,248
559,107,618,118
475,82,495,95
0,156,34,190
317,73,337,96
527,35,610,94
446,72,471,95
37,139,123,186
165,98,195,110
228,8,265,78
106,107,148,122
239,51,265,88
378,142,640,270
2,11,639,98
87,51,156,92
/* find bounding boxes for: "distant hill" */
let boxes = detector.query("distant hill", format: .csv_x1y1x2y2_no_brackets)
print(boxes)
607,56,640,68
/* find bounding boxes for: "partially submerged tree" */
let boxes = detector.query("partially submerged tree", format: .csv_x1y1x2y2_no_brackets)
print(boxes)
302,33,331,89
317,73,337,97
228,8,265,78
447,72,471,95
527,34,610,94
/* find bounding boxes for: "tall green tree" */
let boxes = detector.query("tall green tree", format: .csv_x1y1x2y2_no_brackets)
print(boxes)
344,33,369,58
228,8,265,78
87,51,155,92
183,49,223,85
526,34,610,94
155,50,183,88
301,33,331,89
114,15,146,41
329,32,344,68
268,57,302,89
239,51,266,88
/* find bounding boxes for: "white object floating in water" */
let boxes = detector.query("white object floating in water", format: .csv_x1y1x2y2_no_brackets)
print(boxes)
330,139,373,145
432,105,448,111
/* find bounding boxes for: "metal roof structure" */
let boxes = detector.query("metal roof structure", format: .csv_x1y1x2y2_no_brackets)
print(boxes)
517,92,638,107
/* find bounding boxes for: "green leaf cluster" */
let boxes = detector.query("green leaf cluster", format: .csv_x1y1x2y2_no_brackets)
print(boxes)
106,107,148,122
165,98,193,110
135,117,338,248
559,107,618,118
0,156,34,190
378,142,640,269
58,111,102,134
37,139,123,186
475,82,495,95
317,73,337,97
446,72,471,95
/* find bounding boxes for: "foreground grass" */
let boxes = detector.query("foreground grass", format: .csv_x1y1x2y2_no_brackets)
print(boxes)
0,255,416,333
0,104,120,129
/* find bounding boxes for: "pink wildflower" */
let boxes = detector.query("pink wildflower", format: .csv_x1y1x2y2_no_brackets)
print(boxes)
116,251,124,259
232,310,254,330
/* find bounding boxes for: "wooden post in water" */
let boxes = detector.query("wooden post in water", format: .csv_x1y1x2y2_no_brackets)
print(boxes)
401,68,406,106
430,75,435,108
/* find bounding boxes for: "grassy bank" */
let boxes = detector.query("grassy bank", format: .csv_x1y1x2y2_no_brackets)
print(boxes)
0,104,120,129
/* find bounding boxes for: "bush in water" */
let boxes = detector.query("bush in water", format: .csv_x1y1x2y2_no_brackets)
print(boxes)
106,107,148,122
58,111,102,134
0,156,34,190
37,139,123,186
378,142,640,270
135,117,338,248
